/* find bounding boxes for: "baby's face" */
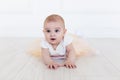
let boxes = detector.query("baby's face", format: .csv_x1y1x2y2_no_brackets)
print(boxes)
43,21,66,45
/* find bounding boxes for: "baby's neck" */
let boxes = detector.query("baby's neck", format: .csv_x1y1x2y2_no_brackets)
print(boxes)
52,45,57,50
51,41,61,50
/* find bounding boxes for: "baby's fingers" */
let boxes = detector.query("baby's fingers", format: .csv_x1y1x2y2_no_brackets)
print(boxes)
72,64,77,68
47,65,52,69
52,64,59,69
64,64,69,68
64,64,77,69
48,64,59,69
64,64,71,68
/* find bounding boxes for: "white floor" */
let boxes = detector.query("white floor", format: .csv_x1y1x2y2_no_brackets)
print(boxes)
0,37,120,80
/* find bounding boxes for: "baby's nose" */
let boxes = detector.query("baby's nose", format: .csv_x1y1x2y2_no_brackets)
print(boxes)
50,32,55,36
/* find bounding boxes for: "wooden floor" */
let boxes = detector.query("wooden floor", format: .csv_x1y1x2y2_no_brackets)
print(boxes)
0,37,120,80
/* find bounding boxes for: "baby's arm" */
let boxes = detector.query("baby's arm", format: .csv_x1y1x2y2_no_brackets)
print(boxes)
41,48,60,69
64,43,77,68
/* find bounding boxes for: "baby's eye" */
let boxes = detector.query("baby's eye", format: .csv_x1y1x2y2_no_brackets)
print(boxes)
55,29,59,32
46,30,51,33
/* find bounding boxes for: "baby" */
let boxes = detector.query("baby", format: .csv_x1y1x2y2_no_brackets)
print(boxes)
41,14,76,69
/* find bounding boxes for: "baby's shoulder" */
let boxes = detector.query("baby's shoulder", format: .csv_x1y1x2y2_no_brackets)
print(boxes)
40,37,49,48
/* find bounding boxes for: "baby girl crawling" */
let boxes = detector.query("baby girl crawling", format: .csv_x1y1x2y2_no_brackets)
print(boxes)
41,14,76,69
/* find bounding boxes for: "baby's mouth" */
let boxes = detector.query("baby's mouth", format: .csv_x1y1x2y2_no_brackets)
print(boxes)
50,38,56,41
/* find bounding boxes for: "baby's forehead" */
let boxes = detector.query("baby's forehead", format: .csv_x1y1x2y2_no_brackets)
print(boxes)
45,21,63,25
44,22,65,29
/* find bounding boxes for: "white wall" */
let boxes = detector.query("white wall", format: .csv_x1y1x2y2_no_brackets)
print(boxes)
0,0,120,38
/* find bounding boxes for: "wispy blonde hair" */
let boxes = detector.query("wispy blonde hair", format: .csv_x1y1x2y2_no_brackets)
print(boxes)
44,14,65,28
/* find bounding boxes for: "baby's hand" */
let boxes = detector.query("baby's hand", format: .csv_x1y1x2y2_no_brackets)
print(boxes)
63,60,77,69
46,61,60,70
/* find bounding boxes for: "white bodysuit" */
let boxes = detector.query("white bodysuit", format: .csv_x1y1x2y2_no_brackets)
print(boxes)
41,35,73,60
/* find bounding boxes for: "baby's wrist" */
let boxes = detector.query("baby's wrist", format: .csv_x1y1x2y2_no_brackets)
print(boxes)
66,58,75,63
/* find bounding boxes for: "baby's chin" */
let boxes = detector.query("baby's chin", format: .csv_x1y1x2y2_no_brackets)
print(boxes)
49,42,58,45
49,41,60,45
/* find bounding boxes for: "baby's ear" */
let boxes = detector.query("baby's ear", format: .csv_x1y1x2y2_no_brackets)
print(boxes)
43,29,45,33
64,29,67,34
